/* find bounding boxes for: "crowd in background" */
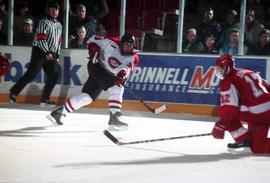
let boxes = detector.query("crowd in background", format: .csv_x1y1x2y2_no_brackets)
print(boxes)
0,0,269,55
0,0,108,48
182,5,270,55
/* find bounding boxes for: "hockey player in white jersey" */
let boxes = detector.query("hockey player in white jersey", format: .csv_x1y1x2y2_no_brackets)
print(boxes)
47,33,139,130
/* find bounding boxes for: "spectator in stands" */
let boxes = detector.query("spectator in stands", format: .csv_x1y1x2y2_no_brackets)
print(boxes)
219,29,239,55
14,18,34,46
266,12,270,29
27,0,48,21
96,22,106,37
84,0,109,40
201,34,218,54
196,8,222,43
0,18,6,44
247,0,266,23
0,0,7,35
84,18,97,40
245,9,264,47
263,0,270,29
246,28,270,55
69,25,87,49
213,0,240,24
75,0,109,18
217,9,239,48
182,28,204,53
14,2,34,36
69,4,90,40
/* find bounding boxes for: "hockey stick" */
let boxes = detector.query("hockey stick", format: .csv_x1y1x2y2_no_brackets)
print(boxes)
123,85,166,114
103,130,211,145
91,52,166,114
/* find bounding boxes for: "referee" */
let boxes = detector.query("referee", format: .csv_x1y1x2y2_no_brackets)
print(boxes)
9,1,62,107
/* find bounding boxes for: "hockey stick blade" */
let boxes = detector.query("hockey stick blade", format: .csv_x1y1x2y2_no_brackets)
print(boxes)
154,104,166,114
103,130,211,145
124,86,167,114
103,130,122,145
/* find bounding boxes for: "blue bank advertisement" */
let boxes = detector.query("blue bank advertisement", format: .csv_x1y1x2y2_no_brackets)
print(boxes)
125,54,266,106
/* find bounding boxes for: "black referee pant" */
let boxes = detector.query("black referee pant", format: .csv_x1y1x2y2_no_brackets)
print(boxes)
10,47,59,102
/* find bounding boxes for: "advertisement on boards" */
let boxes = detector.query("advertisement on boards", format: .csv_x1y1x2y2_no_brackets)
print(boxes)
125,54,267,105
0,46,267,106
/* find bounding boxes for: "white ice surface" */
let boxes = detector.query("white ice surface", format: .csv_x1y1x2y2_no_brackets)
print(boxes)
0,104,270,183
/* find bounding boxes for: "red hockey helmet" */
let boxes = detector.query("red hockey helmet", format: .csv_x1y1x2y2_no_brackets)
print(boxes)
215,54,235,79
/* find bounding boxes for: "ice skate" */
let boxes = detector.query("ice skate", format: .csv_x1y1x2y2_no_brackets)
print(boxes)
227,140,251,149
46,107,65,125
9,93,16,103
108,112,128,131
227,140,252,154
40,100,56,107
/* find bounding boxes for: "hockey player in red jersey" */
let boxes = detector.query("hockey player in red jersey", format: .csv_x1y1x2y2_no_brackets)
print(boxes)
0,52,11,76
47,33,139,130
211,54,270,153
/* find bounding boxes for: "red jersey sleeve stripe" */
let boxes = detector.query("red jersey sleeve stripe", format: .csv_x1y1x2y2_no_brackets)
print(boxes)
36,33,48,40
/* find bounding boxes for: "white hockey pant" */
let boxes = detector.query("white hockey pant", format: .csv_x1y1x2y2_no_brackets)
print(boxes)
63,93,93,114
108,85,124,114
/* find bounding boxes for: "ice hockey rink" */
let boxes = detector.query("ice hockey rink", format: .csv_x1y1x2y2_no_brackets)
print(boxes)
1,103,270,183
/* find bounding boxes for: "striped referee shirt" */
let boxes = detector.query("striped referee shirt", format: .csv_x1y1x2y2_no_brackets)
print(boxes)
33,17,62,54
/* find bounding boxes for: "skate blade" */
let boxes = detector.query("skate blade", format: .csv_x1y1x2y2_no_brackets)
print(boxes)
108,125,128,131
40,103,56,107
9,99,15,103
227,147,252,154
46,115,61,126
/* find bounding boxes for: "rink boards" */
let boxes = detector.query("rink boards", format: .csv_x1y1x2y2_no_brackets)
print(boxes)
0,46,269,116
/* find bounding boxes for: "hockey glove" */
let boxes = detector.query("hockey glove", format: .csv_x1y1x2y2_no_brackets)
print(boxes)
88,42,100,63
114,70,127,86
0,54,11,76
211,121,226,139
